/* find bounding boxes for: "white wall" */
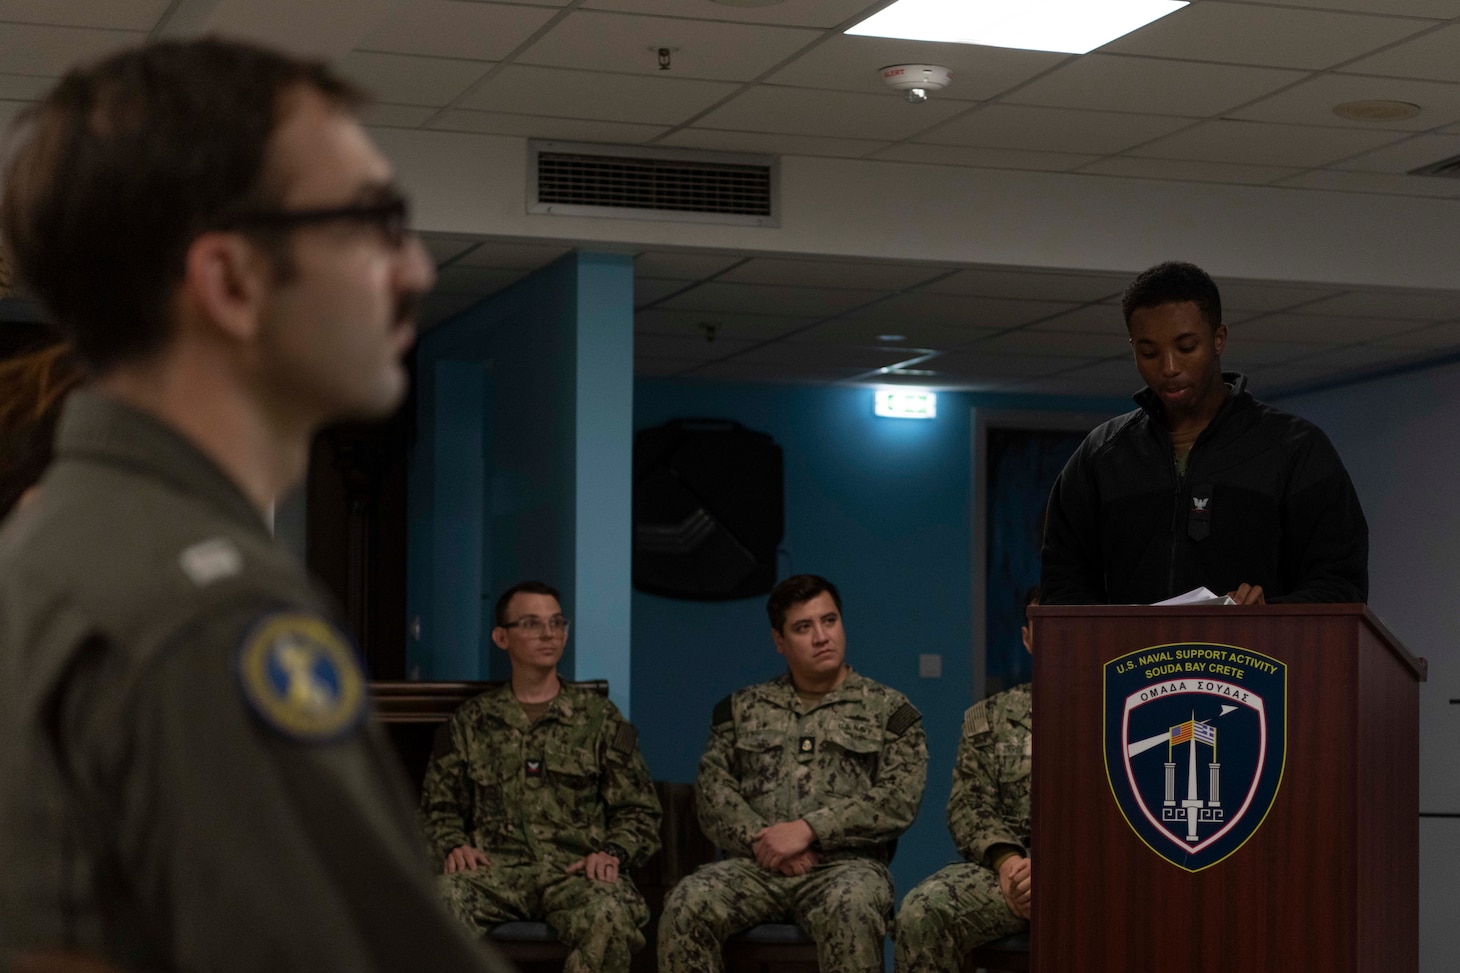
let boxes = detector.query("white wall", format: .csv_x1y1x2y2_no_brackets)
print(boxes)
1281,358,1460,973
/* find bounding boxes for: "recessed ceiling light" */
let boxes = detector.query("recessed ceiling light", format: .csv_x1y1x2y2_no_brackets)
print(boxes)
1332,100,1421,122
876,334,908,342
847,0,1188,55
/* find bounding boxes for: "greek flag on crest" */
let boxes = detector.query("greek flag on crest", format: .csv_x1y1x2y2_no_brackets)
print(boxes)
1103,643,1286,872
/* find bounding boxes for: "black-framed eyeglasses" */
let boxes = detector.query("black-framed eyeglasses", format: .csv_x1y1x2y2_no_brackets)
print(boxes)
501,615,571,637
222,195,412,249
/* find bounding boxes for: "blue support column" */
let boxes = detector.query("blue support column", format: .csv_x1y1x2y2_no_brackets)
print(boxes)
409,253,636,714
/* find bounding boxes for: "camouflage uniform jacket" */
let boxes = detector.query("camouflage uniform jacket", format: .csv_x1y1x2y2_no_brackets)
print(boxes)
421,681,661,868
948,683,1031,869
697,668,927,860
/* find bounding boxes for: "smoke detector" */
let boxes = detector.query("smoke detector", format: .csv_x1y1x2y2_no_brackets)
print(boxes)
880,64,952,104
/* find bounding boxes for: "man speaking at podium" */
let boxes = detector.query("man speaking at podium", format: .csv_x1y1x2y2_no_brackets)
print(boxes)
1040,261,1368,607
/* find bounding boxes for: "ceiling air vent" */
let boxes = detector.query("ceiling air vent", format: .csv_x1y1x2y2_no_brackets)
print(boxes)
1409,153,1460,178
528,140,779,227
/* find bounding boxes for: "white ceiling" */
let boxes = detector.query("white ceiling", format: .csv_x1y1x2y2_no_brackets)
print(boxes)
6,0,1460,396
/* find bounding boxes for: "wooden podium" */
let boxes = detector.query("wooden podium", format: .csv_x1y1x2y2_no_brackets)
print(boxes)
1028,604,1425,973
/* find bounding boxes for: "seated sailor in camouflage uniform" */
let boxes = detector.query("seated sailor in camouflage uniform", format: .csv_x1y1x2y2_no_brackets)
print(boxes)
893,590,1037,973
659,574,928,973
421,580,662,973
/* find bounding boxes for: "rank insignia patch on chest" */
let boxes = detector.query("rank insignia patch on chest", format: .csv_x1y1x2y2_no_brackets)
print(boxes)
799,736,815,754
236,611,365,742
1103,642,1286,872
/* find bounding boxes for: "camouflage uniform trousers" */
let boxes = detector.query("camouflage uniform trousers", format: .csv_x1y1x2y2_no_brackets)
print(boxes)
439,857,649,973
659,856,893,973
893,863,1027,973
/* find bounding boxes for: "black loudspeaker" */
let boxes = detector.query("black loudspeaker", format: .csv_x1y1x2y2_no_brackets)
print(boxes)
633,419,784,600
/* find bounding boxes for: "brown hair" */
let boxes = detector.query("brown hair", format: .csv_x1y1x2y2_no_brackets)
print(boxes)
0,342,83,519
766,574,843,632
0,38,366,373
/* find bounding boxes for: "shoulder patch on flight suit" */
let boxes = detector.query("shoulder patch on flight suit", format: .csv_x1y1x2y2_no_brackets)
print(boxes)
178,537,243,587
611,722,638,756
964,700,991,738
712,694,734,727
886,701,920,737
235,611,365,743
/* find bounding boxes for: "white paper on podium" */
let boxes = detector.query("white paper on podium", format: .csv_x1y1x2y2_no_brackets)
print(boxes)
1152,586,1237,606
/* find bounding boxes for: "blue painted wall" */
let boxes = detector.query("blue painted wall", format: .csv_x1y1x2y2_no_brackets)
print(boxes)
631,379,1126,903
408,254,635,713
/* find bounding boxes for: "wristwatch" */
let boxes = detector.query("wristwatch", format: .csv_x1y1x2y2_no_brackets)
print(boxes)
602,842,629,864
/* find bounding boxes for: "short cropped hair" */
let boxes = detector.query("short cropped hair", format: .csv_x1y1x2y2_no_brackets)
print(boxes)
767,574,843,632
1121,261,1223,333
0,39,366,373
0,342,83,520
494,581,563,627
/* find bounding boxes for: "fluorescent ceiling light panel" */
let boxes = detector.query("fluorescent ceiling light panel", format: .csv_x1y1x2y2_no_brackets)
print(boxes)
847,0,1188,55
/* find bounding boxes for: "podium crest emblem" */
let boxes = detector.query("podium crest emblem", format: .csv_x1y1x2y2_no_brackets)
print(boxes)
1103,642,1286,871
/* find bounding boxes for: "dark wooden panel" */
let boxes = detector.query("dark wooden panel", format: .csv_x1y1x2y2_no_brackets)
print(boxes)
1030,605,1421,973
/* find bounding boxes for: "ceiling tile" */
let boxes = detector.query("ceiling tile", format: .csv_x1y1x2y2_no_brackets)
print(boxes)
1375,321,1460,348
0,99,29,132
635,332,757,360
635,251,746,280
970,330,1121,357
916,104,1194,155
717,257,949,290
1010,365,1139,398
694,86,967,140
1127,119,1404,168
686,358,867,384
795,317,998,349
358,1,559,61
361,103,438,128
636,278,698,306
922,268,1126,302
427,108,667,142
844,292,1072,329
420,234,480,265
932,350,1090,378
634,308,816,340
1213,280,1342,313
1223,339,1330,366
1277,170,1460,197
517,11,819,81
1230,74,1460,131
1233,313,1429,343
764,34,1065,100
1281,343,1430,370
583,0,883,29
658,128,889,158
1264,0,1458,17
1330,133,1460,173
0,0,169,31
461,65,739,124
336,51,489,106
1237,363,1332,393
1004,55,1306,117
1339,23,1460,84
1292,289,1460,320
634,357,701,377
659,281,881,316
455,240,574,269
1102,3,1432,70
736,341,917,369
1027,304,1128,334
433,265,528,295
872,144,1098,172
0,23,141,76
1078,156,1300,185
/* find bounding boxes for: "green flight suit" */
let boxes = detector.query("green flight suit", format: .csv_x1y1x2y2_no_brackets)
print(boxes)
660,668,928,973
895,683,1031,973
421,682,662,973
0,390,510,973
